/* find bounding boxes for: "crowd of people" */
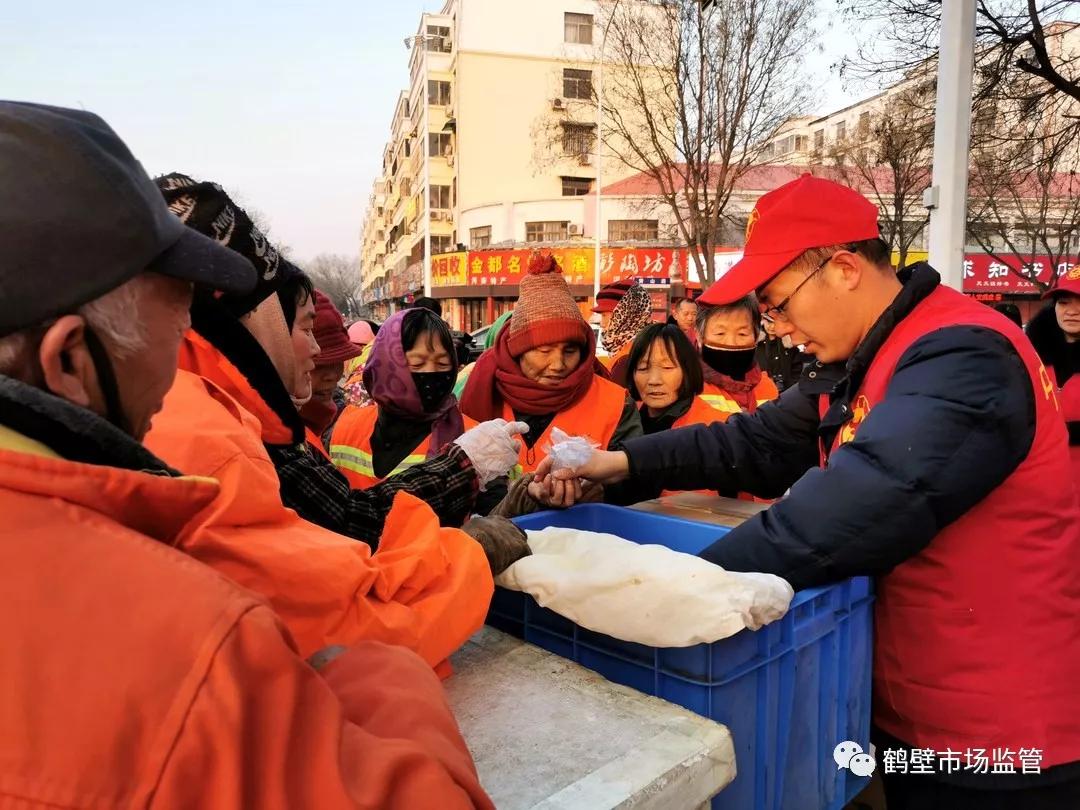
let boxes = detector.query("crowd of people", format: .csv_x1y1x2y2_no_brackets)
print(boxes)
3,101,1079,809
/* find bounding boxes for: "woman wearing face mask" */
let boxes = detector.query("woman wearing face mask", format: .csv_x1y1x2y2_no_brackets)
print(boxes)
697,296,779,414
460,253,643,476
600,283,654,388
331,308,476,489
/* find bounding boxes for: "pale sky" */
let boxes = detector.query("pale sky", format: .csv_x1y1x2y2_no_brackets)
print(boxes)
2,1,862,264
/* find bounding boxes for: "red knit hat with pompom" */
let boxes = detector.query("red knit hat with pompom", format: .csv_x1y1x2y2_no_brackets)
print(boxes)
506,252,592,357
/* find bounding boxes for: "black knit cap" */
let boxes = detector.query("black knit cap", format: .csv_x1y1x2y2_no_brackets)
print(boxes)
155,172,302,317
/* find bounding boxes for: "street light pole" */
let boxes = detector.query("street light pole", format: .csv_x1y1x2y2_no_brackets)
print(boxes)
925,0,977,290
594,0,622,299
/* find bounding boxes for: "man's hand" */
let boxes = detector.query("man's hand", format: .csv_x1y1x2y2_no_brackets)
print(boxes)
528,450,631,508
462,515,532,575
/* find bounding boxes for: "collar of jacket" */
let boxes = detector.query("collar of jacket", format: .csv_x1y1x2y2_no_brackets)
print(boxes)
818,263,941,453
187,295,305,446
0,375,219,543
638,396,694,434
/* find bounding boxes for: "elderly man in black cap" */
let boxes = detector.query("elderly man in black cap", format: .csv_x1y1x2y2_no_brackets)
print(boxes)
0,101,492,808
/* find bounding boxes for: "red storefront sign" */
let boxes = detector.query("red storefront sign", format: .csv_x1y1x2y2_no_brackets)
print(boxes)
457,247,686,287
963,253,1077,293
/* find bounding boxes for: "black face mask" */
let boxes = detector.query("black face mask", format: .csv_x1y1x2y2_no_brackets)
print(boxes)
701,345,757,380
412,370,456,413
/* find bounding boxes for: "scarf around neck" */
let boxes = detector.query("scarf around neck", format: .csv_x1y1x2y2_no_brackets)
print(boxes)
459,322,607,421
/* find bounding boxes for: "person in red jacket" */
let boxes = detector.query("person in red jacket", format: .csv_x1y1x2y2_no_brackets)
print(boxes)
539,175,1080,809
1027,271,1080,488
0,101,492,809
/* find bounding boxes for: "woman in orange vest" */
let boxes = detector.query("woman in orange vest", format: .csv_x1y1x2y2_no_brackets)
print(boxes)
331,308,478,490
460,252,642,475
697,295,779,414
627,323,724,434
599,283,653,387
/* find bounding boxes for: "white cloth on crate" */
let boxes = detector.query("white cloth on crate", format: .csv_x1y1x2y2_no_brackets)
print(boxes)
496,526,794,647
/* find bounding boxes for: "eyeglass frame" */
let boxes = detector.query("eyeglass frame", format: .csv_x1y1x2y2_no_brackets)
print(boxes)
760,252,837,324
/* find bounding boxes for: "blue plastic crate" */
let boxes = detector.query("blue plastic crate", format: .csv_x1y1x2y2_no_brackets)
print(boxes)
487,504,874,810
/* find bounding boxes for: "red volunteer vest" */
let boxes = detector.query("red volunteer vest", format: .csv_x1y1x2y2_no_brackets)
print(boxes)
822,285,1080,765
329,405,476,490
505,375,627,474
659,396,731,498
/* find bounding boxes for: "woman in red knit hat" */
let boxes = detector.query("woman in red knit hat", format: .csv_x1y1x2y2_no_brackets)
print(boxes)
459,252,642,475
298,291,365,451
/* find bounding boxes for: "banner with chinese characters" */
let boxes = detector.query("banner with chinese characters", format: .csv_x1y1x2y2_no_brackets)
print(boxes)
431,252,467,287
453,247,686,288
962,253,1077,293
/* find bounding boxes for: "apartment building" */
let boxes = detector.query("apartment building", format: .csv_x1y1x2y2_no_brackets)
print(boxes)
358,0,676,330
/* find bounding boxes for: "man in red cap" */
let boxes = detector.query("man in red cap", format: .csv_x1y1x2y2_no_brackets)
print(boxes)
539,175,1080,807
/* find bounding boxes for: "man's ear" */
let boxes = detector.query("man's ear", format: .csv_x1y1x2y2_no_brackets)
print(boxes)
37,316,96,408
833,251,865,292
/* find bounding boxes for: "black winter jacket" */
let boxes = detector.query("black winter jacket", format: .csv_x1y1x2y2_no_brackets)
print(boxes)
620,265,1038,590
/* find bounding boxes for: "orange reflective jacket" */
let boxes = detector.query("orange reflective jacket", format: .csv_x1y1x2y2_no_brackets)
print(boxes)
0,420,491,809
700,376,779,415
505,374,628,474
330,404,478,489
144,339,492,667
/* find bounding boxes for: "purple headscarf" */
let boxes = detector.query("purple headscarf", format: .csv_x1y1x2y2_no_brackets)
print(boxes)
362,309,466,457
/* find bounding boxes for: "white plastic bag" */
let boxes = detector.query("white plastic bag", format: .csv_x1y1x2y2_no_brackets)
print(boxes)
496,526,794,647
542,427,598,472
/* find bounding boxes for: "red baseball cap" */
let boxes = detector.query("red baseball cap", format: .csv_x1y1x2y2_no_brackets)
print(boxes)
1043,265,1080,298
698,174,880,306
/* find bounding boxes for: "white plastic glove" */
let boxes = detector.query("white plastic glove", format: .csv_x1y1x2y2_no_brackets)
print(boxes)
454,418,530,489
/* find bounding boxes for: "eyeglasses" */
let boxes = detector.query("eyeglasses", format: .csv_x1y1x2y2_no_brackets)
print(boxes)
761,254,832,324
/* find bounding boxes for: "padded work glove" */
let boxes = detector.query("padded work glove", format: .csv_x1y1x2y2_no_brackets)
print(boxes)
462,515,532,575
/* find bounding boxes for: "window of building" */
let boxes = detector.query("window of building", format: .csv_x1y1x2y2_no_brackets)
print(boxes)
425,25,451,53
428,80,451,105
774,135,795,154
563,68,592,100
431,235,453,254
429,132,452,157
760,142,775,160
836,121,847,141
609,219,659,242
565,12,593,44
470,226,492,249
966,221,1007,251
795,135,809,152
561,176,593,196
561,122,595,157
900,220,927,250
429,184,452,209
813,129,824,150
526,221,569,242
858,111,871,134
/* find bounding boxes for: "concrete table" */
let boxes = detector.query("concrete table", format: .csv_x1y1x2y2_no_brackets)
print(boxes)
446,627,736,809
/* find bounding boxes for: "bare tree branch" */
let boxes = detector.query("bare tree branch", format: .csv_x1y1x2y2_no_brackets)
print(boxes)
303,254,363,318
535,0,817,287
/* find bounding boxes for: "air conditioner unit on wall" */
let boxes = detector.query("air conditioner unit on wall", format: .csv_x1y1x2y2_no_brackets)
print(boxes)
568,224,583,236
